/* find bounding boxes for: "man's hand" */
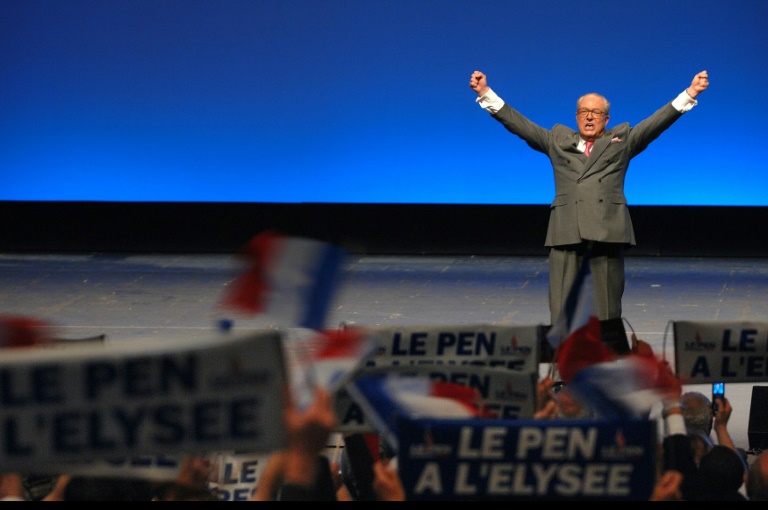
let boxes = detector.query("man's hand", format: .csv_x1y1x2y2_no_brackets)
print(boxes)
469,70,489,96
687,70,709,98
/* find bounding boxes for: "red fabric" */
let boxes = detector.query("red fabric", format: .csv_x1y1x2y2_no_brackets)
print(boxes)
362,433,380,463
585,140,594,157
627,351,684,396
219,230,279,314
313,328,366,359
0,315,53,348
429,380,480,404
429,381,497,418
556,315,615,384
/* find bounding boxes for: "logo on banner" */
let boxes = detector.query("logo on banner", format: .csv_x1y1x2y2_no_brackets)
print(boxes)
499,334,533,357
682,331,717,352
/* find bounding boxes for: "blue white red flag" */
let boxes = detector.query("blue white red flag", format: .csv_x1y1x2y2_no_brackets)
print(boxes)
567,358,659,419
567,352,682,419
309,327,378,392
546,248,615,384
281,326,378,410
546,249,598,351
545,249,682,418
218,231,346,330
346,374,487,451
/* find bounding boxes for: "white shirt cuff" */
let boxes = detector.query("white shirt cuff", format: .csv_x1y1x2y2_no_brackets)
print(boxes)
665,413,686,436
476,87,505,114
672,90,697,113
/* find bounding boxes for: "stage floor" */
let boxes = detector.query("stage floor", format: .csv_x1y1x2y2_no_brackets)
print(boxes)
1,252,766,454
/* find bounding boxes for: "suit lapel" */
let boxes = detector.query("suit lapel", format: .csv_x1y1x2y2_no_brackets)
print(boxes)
581,135,611,177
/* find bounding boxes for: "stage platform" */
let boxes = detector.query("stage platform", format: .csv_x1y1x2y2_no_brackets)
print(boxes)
1,252,766,456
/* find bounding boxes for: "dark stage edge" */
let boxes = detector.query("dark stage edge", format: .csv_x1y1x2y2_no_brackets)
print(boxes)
1,202,767,257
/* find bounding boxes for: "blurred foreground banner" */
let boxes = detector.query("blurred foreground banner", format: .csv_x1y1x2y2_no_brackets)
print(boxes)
396,417,657,501
0,330,288,471
673,320,768,383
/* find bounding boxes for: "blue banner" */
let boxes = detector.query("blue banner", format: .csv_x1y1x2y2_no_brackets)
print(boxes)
396,417,657,501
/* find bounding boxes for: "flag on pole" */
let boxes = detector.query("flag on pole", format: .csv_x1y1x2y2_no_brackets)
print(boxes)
545,248,683,418
546,247,616,384
218,231,346,330
309,327,378,392
566,352,683,419
281,326,378,410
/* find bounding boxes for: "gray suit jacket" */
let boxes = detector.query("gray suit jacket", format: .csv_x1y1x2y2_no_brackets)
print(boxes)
492,102,683,247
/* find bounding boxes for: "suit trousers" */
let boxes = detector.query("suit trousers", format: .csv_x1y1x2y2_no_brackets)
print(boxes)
548,241,625,324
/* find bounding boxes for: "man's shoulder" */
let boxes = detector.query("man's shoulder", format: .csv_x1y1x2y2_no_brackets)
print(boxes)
607,123,631,135
551,124,576,135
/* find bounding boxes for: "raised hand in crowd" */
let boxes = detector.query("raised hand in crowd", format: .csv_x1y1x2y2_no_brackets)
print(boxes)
40,475,72,502
533,376,559,419
712,396,736,451
0,473,25,501
283,386,337,480
276,386,339,501
152,454,216,501
649,470,684,501
371,458,405,501
249,451,286,501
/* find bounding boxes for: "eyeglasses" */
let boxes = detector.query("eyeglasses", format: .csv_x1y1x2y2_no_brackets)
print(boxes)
576,108,606,118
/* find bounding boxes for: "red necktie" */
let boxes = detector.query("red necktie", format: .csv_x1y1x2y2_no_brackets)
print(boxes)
585,140,594,157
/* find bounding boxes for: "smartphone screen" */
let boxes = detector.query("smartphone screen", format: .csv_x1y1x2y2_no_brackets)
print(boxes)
712,382,725,411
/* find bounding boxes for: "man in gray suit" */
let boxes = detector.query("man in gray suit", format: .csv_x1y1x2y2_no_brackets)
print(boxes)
470,70,710,325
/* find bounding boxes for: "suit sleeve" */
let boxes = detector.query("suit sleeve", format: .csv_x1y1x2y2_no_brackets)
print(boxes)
627,103,684,157
491,104,552,154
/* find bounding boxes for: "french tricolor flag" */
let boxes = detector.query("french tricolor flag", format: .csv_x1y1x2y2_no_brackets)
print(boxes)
219,231,346,330
566,350,683,419
346,374,488,451
309,326,379,392
545,248,682,418
546,247,615,384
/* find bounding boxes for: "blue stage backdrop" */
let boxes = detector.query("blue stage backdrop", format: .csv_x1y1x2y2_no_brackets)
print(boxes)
2,0,765,206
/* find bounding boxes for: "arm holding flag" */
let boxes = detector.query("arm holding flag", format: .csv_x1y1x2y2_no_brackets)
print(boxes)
278,386,339,501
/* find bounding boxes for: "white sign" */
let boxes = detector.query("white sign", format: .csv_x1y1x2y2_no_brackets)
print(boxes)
362,324,540,373
0,330,288,471
673,320,768,383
